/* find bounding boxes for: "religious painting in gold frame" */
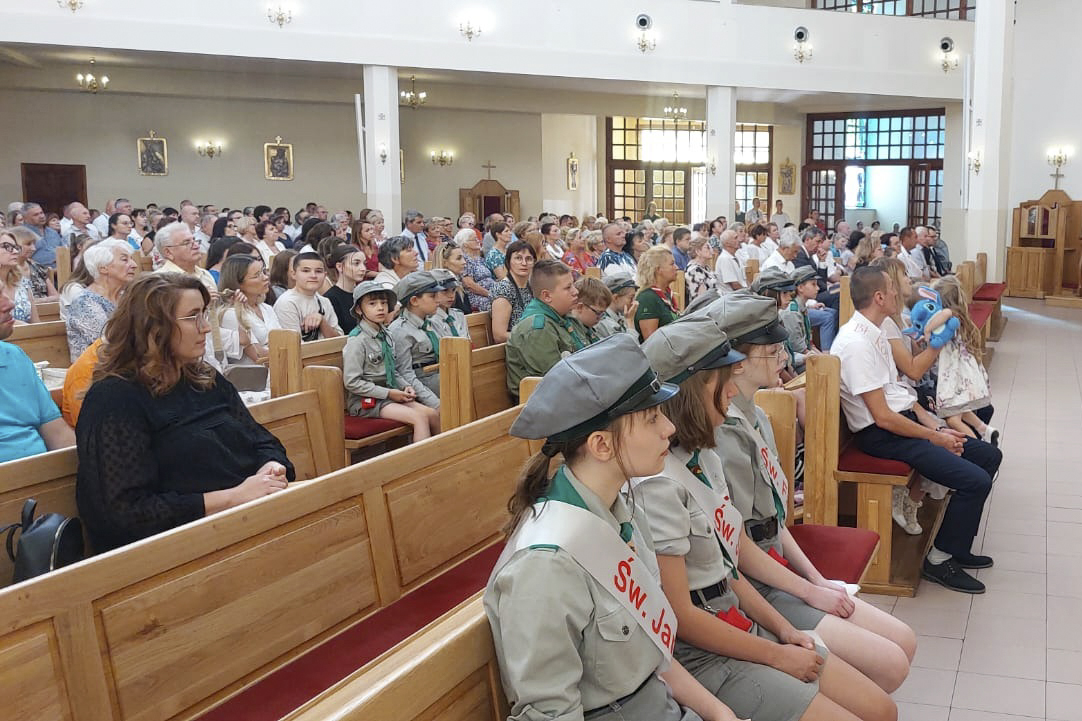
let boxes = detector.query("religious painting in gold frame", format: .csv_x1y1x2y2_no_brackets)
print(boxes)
779,157,795,195
567,152,579,191
264,137,294,181
137,131,168,176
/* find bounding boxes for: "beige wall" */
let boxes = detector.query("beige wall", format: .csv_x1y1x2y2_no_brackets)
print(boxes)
540,114,598,219
771,122,804,222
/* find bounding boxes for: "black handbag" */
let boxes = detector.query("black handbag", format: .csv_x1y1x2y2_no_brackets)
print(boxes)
0,499,85,584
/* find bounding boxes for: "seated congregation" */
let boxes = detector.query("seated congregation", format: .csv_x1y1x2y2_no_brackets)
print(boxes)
1,195,1008,721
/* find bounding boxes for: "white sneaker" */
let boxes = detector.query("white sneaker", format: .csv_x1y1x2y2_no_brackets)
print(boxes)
982,425,1000,447
921,477,950,500
891,486,909,531
902,494,923,536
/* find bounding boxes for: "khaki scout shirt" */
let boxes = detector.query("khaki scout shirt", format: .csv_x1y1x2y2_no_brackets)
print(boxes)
388,309,440,408
504,299,585,399
714,394,783,537
342,321,404,415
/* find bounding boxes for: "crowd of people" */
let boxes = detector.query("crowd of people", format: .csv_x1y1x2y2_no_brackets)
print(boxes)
1,193,1003,721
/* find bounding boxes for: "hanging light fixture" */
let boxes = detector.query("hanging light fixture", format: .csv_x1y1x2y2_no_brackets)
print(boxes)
399,75,428,109
58,0,84,12
76,58,109,93
663,92,687,121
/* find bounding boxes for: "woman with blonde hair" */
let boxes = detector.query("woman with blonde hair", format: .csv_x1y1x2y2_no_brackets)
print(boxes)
852,233,884,269
431,240,472,315
10,225,58,299
234,216,258,243
633,244,680,341
561,227,594,274
0,230,36,323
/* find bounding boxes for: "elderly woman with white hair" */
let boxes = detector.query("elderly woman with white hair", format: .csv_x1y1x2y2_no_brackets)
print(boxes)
65,238,137,362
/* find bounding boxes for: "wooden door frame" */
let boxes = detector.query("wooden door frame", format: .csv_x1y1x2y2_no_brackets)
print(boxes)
20,163,87,213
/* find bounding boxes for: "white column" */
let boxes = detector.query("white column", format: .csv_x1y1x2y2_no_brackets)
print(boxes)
362,65,402,230
706,86,737,220
965,2,1014,278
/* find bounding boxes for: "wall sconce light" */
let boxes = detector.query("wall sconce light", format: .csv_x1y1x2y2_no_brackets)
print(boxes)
939,36,958,73
196,140,223,158
1048,146,1071,188
400,75,428,109
58,0,83,11
793,26,812,63
967,149,982,175
636,31,657,54
431,150,454,167
459,21,482,41
76,58,109,93
268,5,292,28
707,157,717,176
379,143,388,164
663,92,687,121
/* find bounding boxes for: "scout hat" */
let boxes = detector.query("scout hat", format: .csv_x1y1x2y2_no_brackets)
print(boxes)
603,271,637,295
510,334,678,442
429,268,460,289
394,271,446,305
642,315,745,385
751,267,796,294
352,279,397,312
681,287,720,317
698,290,789,346
790,265,819,288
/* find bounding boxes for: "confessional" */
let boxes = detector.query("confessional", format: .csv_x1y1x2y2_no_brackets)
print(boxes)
1006,189,1082,299
459,178,521,221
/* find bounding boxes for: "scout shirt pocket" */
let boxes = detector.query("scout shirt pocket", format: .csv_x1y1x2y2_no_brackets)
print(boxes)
591,604,641,690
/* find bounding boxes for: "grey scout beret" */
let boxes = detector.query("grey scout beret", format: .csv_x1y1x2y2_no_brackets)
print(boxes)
394,271,446,304
603,272,637,294
751,267,797,294
352,279,398,310
509,334,678,442
790,265,819,286
429,268,460,288
641,315,746,385
696,290,790,346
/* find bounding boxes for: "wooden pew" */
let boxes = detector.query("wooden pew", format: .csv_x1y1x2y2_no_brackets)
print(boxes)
971,252,1006,341
839,274,853,326
466,310,494,347
0,366,346,588
56,245,71,289
8,320,70,368
438,337,514,431
744,257,760,288
0,401,529,721
584,266,601,281
672,269,686,311
37,299,60,322
283,595,507,721
803,354,947,596
135,251,154,273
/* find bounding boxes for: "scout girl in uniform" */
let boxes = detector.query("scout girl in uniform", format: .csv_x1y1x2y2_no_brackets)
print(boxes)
706,292,916,693
388,271,445,405
486,335,747,721
343,280,439,442
429,268,470,340
636,317,896,721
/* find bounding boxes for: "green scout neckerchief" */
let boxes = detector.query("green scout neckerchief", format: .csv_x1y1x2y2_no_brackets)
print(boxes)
421,318,441,361
542,466,634,543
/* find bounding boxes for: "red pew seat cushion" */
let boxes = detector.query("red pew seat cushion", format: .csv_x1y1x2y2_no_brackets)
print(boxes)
838,445,912,477
973,283,1006,302
969,302,994,329
789,524,880,584
343,414,407,439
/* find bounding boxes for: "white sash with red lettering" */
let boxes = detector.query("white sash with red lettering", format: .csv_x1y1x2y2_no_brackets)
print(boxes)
631,449,742,572
494,501,676,667
726,403,790,523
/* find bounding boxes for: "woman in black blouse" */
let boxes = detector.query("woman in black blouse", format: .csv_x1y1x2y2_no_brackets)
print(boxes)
76,273,295,552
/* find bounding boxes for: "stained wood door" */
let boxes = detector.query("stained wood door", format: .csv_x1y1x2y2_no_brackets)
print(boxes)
20,164,87,216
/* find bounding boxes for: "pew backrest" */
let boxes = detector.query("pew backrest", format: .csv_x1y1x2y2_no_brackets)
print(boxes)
439,337,514,431
672,270,686,311
37,299,61,323
269,329,347,397
466,311,494,348
839,275,853,327
8,320,71,368
803,353,844,525
976,251,989,287
56,245,71,289
745,257,760,288
754,388,799,524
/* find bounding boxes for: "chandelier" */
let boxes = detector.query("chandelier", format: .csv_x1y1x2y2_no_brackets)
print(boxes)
399,75,427,109
76,58,108,93
663,92,687,121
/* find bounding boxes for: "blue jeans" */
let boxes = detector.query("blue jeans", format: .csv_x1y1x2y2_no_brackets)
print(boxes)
807,306,838,350
854,411,1002,557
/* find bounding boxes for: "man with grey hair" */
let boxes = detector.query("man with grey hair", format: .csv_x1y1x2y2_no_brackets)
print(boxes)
401,209,429,263
22,202,67,268
760,231,800,274
93,198,131,237
714,229,746,291
65,202,102,244
153,221,217,296
194,212,216,252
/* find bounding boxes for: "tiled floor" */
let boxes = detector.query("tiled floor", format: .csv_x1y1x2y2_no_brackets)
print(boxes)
856,299,1082,721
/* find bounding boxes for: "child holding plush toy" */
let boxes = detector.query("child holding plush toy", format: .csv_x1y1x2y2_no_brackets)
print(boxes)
930,276,999,445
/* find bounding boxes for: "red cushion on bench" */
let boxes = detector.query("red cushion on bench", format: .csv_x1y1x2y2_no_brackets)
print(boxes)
198,543,505,721
969,301,994,329
838,445,911,476
973,282,1006,302
343,414,408,439
789,524,880,584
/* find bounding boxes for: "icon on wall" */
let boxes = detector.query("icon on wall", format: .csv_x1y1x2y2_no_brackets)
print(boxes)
264,136,294,181
137,131,168,176
779,157,795,195
567,152,579,191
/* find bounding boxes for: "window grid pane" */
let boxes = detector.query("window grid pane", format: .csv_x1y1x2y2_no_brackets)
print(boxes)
813,0,973,19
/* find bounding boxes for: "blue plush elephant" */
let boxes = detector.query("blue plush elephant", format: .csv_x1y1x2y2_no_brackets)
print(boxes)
904,287,959,349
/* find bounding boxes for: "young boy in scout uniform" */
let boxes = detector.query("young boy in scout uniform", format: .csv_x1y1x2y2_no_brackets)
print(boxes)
595,272,638,339
751,268,801,378
343,280,440,442
428,268,470,340
388,271,444,407
637,318,896,721
504,259,587,400
705,291,916,694
487,334,747,721
568,276,613,345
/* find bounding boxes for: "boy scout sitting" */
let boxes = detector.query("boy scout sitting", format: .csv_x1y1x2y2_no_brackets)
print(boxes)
428,268,470,340
505,259,586,400
595,271,638,339
568,276,613,345
343,281,440,442
388,271,444,408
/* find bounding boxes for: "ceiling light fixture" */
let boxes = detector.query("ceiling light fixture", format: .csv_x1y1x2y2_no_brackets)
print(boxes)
268,5,292,28
663,92,687,121
58,0,84,12
399,75,428,109
76,58,109,93
459,21,482,41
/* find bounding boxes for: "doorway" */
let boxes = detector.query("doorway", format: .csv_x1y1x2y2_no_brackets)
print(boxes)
20,163,87,216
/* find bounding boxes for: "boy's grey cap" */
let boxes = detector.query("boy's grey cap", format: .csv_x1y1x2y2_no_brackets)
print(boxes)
603,272,637,294
681,288,720,317
352,280,397,309
698,290,790,346
790,266,819,286
641,316,746,384
429,268,460,288
509,334,678,441
751,267,796,294
394,270,446,304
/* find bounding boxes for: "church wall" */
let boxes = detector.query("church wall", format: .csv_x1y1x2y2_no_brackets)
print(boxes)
771,122,804,220
540,114,599,219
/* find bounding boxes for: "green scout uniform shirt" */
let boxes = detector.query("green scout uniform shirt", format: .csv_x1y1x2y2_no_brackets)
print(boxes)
633,288,679,342
505,299,587,399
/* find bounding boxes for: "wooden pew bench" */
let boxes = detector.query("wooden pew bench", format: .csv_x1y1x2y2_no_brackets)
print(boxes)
972,251,1007,341
803,354,947,597
0,365,345,588
438,336,514,431
0,400,532,721
36,299,60,323
8,319,71,368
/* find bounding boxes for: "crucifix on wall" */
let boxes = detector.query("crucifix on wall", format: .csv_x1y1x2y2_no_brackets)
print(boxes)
482,160,496,180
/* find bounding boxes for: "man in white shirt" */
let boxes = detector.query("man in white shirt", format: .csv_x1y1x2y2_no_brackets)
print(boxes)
194,212,216,253
401,209,429,263
744,196,764,226
736,223,769,269
760,235,798,274
898,226,927,281
833,266,1001,594
65,202,102,243
770,199,791,228
153,221,218,297
713,229,745,291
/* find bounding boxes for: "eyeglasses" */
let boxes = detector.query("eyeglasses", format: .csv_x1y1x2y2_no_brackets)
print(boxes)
177,309,212,327
168,239,200,248
0,242,19,254
584,304,606,317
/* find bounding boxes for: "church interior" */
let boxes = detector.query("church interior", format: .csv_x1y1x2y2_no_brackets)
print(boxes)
1,1,1080,720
